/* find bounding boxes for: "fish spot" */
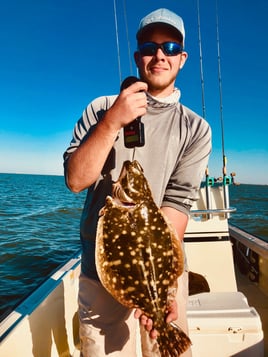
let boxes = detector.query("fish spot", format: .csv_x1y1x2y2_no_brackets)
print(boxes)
111,259,122,266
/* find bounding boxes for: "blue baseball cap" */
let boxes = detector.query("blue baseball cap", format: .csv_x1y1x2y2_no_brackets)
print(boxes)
136,8,185,46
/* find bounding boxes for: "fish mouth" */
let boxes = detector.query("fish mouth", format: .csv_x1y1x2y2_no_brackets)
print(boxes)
112,160,143,207
112,182,135,206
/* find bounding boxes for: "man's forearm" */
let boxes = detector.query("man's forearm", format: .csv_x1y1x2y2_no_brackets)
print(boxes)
65,118,119,193
161,206,188,242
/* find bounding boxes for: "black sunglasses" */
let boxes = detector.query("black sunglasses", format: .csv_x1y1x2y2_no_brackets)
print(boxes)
138,42,183,56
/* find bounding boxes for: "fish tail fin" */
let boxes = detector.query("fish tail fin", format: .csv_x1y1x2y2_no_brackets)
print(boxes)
157,322,191,356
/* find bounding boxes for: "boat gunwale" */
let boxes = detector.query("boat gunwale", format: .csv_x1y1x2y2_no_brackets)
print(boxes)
229,224,268,259
0,250,81,343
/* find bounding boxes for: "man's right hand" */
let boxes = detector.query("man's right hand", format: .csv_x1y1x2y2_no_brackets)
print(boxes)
104,81,148,131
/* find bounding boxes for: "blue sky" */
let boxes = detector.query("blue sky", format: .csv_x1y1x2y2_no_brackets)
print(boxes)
0,0,267,184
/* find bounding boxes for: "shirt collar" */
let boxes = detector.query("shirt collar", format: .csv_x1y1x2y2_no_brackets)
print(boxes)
146,88,181,108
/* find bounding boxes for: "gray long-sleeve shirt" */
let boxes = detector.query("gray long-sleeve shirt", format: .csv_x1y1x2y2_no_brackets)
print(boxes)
64,93,211,279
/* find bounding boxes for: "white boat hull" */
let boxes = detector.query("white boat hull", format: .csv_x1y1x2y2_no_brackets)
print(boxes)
0,254,81,357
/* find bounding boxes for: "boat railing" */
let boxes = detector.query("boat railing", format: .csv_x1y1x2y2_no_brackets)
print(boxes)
190,207,236,218
229,224,268,260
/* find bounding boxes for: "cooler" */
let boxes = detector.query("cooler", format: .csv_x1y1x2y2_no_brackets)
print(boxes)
187,292,264,357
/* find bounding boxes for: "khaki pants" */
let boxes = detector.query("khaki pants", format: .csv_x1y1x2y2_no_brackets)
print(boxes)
78,272,192,357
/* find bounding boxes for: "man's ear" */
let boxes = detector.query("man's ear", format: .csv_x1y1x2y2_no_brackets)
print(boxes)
179,52,188,69
134,51,141,67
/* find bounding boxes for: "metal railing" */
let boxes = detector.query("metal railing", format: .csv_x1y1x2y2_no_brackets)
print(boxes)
190,207,236,217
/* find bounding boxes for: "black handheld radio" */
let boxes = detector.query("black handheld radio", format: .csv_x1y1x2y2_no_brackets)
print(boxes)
120,76,145,149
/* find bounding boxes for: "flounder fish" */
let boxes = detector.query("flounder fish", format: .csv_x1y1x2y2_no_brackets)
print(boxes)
96,160,191,356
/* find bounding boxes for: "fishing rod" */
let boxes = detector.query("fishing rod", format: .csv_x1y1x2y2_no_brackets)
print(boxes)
197,0,214,219
113,0,133,85
122,0,133,76
113,0,142,161
113,0,122,84
215,0,232,216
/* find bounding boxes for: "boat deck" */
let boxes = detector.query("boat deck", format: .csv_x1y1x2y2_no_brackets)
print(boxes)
236,268,268,355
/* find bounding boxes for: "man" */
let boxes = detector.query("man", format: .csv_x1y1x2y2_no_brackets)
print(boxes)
64,8,211,357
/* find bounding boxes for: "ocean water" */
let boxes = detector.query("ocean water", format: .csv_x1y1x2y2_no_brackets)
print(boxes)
229,184,268,240
0,173,85,320
0,173,267,321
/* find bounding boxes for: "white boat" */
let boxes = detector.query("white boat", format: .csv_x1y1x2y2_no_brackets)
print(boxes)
0,182,267,356
1,2,267,356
